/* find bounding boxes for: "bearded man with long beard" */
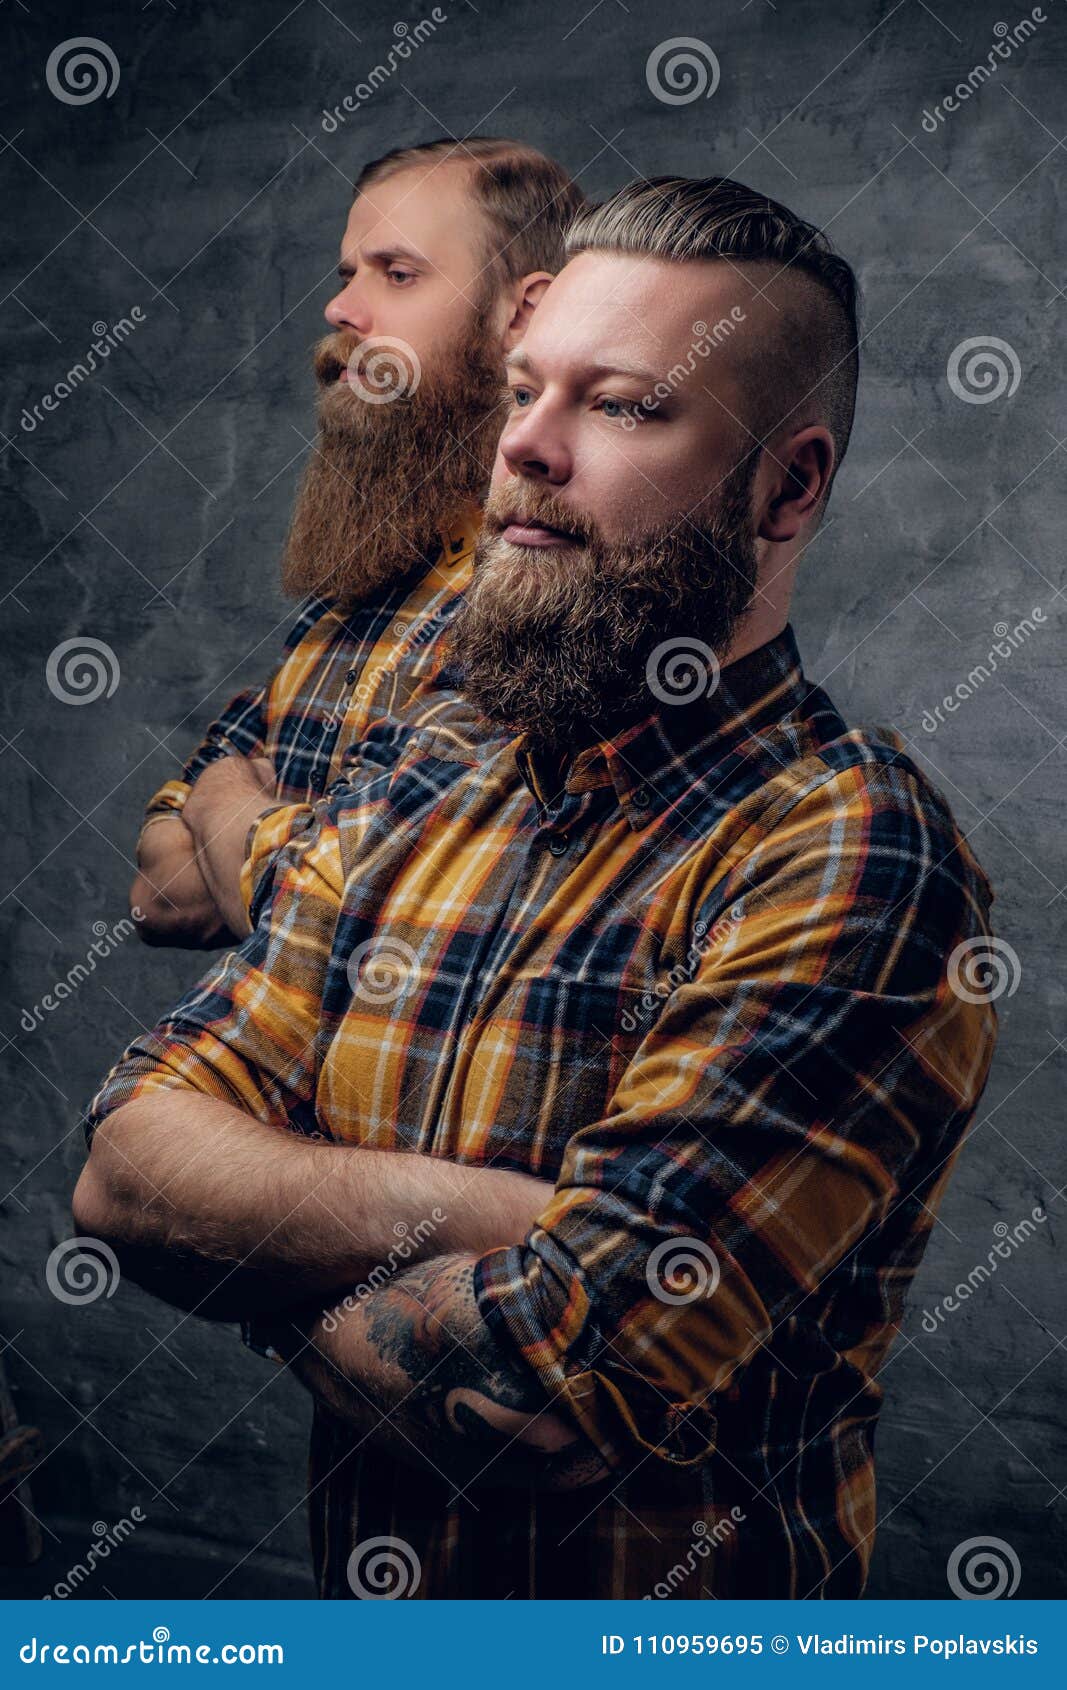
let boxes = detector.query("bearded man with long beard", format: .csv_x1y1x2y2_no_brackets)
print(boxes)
81,176,997,1601
130,135,586,947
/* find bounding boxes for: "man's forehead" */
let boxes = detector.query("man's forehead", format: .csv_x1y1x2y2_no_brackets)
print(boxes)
341,165,470,254
517,249,757,380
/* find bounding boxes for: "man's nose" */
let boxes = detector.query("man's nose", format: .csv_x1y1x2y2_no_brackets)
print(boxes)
499,405,572,487
324,281,372,335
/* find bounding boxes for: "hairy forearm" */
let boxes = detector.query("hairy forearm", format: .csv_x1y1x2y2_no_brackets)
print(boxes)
280,1254,610,1492
73,1092,552,1320
132,819,234,949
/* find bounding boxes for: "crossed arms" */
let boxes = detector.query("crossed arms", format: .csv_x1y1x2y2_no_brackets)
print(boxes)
77,758,995,1494
132,756,278,947
73,1090,602,1490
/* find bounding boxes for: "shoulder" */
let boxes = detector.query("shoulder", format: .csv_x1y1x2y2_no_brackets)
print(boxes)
730,722,996,994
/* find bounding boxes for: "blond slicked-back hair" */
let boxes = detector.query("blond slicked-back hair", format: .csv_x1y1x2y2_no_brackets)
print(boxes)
566,176,861,510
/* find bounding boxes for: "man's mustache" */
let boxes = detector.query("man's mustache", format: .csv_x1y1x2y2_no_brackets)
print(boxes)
481,488,596,550
313,332,364,388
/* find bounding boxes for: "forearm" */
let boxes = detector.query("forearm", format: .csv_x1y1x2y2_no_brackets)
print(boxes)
281,1255,610,1492
73,1092,553,1319
132,819,235,949
185,797,268,940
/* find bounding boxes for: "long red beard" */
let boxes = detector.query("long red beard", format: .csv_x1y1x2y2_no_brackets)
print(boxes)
281,310,506,607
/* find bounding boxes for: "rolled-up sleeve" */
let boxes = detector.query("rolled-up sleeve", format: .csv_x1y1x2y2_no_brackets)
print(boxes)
82,811,345,1147
475,763,998,1471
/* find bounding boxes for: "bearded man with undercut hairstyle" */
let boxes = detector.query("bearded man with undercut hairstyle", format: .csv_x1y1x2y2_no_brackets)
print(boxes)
79,176,997,1600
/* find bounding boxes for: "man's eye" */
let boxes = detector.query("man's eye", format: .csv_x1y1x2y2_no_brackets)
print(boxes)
510,386,534,408
388,269,416,285
599,396,646,422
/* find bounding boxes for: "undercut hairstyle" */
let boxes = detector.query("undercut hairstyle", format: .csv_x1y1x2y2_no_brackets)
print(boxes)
354,135,589,300
564,176,861,513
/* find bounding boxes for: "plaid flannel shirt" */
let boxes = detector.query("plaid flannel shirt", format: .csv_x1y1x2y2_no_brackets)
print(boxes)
139,502,480,829
85,624,997,1599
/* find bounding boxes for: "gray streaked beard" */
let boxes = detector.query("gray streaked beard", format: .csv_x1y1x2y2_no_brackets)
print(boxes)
449,453,761,747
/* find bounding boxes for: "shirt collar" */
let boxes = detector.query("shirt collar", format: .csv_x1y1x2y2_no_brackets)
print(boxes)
515,624,815,829
428,498,482,576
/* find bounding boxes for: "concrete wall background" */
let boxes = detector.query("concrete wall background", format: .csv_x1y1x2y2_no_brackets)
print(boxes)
1,0,1063,1600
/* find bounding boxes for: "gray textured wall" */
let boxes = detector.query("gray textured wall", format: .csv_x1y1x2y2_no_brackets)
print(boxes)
1,0,1063,1601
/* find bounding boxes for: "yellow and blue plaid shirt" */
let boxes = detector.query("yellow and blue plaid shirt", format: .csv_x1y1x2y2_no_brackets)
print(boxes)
87,624,997,1599
140,503,480,829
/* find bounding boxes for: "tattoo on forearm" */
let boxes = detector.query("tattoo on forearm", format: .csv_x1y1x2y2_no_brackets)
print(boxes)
296,1255,610,1493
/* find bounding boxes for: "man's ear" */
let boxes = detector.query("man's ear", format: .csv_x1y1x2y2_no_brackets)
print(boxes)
757,426,835,544
502,272,554,349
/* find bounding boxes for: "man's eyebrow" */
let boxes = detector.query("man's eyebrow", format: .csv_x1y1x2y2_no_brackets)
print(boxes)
338,244,431,275
504,348,662,386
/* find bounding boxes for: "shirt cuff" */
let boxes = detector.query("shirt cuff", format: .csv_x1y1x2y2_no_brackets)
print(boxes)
142,778,193,820
474,1243,719,1472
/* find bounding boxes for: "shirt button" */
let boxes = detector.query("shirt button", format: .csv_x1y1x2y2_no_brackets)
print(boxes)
344,668,359,685
631,786,650,810
546,832,568,856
